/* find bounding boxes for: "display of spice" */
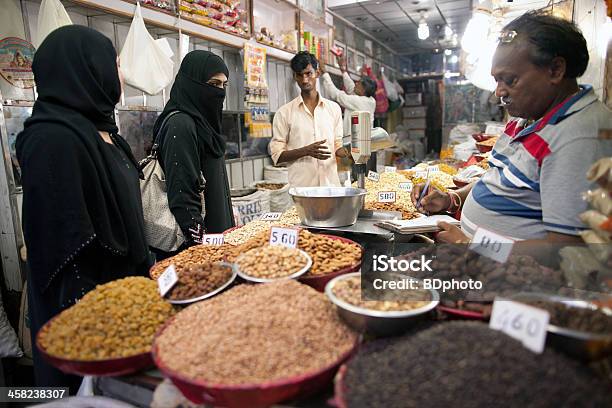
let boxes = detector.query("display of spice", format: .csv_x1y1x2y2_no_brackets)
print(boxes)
255,182,286,190
150,244,231,280
343,322,610,408
166,263,234,301
521,300,612,335
332,275,431,312
155,280,357,385
364,201,420,220
396,245,566,312
237,245,308,280
226,229,362,276
438,163,459,175
38,277,175,360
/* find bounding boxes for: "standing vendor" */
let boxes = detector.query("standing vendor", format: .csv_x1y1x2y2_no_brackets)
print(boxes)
412,12,612,248
270,52,346,187
320,55,377,140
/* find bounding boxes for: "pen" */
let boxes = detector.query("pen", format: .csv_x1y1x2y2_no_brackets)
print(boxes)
415,178,431,212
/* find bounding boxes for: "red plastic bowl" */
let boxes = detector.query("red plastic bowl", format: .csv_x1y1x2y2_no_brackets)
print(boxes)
436,305,487,320
299,235,363,292
152,318,359,408
475,141,494,153
36,317,153,376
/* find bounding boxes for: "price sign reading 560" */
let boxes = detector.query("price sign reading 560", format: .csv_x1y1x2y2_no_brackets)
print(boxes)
269,226,299,248
489,298,549,353
377,191,396,203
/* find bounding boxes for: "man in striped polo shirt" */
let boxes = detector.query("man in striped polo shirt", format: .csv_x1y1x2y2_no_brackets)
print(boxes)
412,12,611,246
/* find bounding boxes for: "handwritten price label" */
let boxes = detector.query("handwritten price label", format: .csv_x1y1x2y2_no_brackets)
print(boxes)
489,298,549,353
158,264,178,297
427,165,441,173
269,226,299,248
384,166,397,173
202,234,224,245
414,170,429,180
260,212,282,221
469,227,515,263
399,182,413,192
377,191,397,203
367,171,380,182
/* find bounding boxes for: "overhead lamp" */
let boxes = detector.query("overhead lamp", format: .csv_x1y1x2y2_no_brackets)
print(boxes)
462,9,491,54
452,33,458,46
444,49,452,56
445,25,453,38
450,55,458,64
417,10,429,40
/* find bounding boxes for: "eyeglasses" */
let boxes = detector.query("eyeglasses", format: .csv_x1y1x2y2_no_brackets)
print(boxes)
498,30,518,44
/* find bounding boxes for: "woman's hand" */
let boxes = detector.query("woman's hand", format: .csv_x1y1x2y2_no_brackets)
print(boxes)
411,184,451,214
436,222,469,243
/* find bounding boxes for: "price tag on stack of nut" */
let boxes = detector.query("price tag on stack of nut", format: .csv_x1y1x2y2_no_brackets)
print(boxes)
377,191,397,203
269,226,299,248
201,234,224,245
158,265,179,296
260,212,282,221
367,171,380,182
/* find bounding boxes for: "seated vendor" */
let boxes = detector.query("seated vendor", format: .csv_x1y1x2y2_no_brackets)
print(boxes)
412,12,612,248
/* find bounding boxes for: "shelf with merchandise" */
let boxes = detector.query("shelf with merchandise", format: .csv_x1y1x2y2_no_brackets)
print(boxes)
253,0,299,54
177,0,251,38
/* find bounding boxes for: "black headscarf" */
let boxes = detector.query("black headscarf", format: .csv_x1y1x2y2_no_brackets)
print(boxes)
153,50,229,158
16,25,149,291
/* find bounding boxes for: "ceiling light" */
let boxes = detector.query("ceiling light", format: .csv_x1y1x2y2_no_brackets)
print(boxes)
452,33,458,46
450,55,458,64
445,25,453,38
417,10,429,40
444,49,452,56
462,9,491,54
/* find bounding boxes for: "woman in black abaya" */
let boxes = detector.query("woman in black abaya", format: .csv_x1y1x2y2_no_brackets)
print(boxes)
152,50,235,257
16,26,151,392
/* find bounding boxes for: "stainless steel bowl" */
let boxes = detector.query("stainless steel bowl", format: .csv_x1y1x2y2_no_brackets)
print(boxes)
325,272,439,336
510,293,612,361
289,187,366,227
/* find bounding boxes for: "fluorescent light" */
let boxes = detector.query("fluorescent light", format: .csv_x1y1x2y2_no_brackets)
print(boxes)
450,55,458,64
418,18,429,40
444,49,452,56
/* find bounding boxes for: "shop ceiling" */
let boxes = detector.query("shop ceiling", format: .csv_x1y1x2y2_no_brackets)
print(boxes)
330,0,472,55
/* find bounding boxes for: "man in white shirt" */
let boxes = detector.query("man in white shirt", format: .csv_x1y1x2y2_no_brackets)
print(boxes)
320,55,377,139
270,52,347,188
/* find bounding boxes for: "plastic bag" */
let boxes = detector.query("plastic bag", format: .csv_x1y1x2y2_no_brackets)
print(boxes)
587,158,612,191
580,230,612,265
583,188,612,216
559,246,605,290
119,3,174,95
382,72,398,101
579,210,612,238
36,0,72,47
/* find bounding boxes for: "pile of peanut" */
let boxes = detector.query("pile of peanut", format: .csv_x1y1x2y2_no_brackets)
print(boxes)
154,280,357,385
237,246,308,279
354,172,419,219
226,229,362,276
224,221,292,245
39,277,175,360
150,244,231,279
333,275,431,312
166,263,234,301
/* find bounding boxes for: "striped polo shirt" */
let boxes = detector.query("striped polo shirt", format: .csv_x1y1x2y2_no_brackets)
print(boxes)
461,86,612,240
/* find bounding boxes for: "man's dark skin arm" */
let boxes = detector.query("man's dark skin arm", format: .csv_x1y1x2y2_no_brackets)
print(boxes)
276,140,331,164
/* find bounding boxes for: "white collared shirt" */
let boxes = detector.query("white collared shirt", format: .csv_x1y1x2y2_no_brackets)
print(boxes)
270,94,343,188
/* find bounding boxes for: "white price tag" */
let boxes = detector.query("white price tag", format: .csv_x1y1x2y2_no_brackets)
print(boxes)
158,264,179,297
489,298,549,354
377,191,396,203
384,166,397,173
469,227,515,263
427,165,441,173
414,170,429,179
269,226,299,248
202,234,224,245
399,182,413,192
367,171,380,182
260,212,282,221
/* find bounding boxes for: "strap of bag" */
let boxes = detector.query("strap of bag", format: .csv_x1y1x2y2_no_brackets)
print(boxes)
139,110,181,170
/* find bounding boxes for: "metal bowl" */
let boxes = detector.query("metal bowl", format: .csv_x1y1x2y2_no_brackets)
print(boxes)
289,187,366,227
325,272,439,336
235,248,312,283
510,293,612,361
167,262,238,305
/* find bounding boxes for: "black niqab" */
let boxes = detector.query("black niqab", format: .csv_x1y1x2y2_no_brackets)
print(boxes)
16,25,149,291
153,50,229,158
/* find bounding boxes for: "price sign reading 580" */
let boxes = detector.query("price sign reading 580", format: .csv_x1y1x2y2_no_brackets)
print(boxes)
377,191,396,203
269,226,299,248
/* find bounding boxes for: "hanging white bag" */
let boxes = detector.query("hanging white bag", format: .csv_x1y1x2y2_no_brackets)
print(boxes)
36,0,73,47
119,3,174,95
